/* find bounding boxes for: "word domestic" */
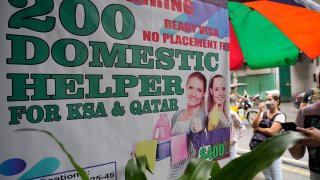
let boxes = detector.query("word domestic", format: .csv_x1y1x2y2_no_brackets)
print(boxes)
7,34,219,72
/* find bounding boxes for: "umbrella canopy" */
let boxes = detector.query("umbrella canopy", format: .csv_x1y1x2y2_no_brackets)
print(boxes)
229,21,244,70
247,0,320,59
229,0,320,70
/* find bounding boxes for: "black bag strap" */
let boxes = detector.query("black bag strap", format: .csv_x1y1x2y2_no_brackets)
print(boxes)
263,111,286,123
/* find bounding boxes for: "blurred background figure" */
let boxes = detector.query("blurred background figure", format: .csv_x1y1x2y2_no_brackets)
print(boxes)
300,66,320,109
229,110,246,159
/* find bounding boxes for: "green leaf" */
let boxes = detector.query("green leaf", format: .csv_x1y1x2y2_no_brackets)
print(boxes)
210,161,221,178
136,155,147,173
212,131,305,180
16,128,89,180
125,154,147,180
178,158,214,180
125,159,135,178
136,155,153,174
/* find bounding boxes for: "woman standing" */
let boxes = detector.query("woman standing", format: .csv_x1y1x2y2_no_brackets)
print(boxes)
252,91,286,180
169,72,207,180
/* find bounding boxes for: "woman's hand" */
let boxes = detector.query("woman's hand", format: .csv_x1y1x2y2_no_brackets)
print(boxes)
297,127,320,147
192,117,203,133
252,105,263,129
258,102,266,112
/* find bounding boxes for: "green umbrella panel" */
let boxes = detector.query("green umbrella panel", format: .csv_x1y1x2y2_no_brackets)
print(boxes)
228,1,299,69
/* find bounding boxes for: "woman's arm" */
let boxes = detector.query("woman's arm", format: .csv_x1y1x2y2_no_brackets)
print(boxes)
255,122,282,136
289,109,307,159
252,111,262,128
252,103,265,128
289,144,306,160
232,111,246,130
256,113,286,136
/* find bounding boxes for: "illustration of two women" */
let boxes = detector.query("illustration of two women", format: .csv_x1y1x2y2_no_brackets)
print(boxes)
168,72,229,179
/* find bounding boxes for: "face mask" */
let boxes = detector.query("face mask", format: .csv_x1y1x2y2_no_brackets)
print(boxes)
265,100,274,110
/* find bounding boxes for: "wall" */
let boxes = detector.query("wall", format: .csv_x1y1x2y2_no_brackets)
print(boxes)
291,54,319,96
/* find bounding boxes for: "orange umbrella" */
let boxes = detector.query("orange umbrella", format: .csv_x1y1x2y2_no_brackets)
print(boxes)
246,0,320,59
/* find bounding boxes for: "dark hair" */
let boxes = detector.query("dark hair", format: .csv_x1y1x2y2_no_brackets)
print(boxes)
272,95,281,110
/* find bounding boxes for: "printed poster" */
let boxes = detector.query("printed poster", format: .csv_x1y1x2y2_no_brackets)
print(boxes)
0,0,230,179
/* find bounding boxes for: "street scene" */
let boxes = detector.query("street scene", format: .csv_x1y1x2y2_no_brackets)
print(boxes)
236,101,309,180
1,1,320,180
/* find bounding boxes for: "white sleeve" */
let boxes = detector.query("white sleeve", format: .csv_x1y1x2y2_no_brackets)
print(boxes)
274,113,286,123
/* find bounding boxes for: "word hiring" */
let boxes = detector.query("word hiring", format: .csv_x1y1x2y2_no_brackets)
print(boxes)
127,0,194,15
